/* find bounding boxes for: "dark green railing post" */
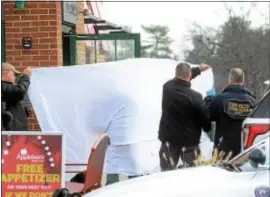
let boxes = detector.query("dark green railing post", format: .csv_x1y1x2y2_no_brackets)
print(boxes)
114,39,117,60
134,33,141,58
69,36,77,65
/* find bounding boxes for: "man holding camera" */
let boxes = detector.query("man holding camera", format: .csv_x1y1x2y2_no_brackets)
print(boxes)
1,62,32,131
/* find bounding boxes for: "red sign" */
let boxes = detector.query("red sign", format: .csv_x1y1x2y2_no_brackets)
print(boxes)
1,132,64,197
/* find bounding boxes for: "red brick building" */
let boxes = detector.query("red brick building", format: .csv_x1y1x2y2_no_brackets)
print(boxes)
1,1,140,131
1,1,109,130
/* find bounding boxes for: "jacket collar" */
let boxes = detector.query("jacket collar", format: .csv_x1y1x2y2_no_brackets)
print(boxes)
223,85,254,97
174,78,191,88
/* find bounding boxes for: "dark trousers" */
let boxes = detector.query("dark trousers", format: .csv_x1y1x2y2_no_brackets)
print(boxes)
213,141,241,160
219,142,241,159
159,143,201,171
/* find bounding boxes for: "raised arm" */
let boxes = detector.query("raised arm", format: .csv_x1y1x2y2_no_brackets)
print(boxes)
2,75,30,102
191,64,211,80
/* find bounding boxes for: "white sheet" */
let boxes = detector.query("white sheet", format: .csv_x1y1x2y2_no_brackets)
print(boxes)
28,58,214,175
104,132,213,176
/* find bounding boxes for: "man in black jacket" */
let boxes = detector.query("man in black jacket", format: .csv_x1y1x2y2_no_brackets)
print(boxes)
158,62,211,170
1,62,32,131
209,68,256,158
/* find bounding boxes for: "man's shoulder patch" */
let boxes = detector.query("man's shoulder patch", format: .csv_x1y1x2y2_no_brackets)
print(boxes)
223,99,252,119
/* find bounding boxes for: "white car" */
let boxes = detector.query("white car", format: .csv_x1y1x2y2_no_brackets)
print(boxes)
242,90,270,150
85,137,270,197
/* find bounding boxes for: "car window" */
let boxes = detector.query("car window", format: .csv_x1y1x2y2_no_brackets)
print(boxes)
231,140,269,172
251,92,270,118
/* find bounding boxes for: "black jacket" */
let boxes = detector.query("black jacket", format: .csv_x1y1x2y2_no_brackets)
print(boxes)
1,75,31,131
1,99,13,131
209,85,256,147
158,68,211,147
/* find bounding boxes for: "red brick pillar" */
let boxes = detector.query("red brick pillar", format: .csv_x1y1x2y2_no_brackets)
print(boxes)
3,1,63,130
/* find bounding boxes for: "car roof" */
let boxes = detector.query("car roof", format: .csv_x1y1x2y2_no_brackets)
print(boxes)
85,166,233,197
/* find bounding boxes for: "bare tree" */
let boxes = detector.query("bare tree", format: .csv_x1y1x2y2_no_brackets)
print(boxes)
184,3,270,98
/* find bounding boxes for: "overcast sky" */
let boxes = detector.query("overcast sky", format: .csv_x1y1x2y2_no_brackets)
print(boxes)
101,1,269,58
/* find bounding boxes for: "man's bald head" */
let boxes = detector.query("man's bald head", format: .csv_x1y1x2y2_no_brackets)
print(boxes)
229,68,245,85
175,62,192,81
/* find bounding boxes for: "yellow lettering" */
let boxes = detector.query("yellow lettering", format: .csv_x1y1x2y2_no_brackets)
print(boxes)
2,173,60,183
23,165,30,173
228,102,238,111
21,174,28,183
8,174,15,182
46,174,52,182
34,164,44,173
14,174,21,182
2,174,7,182
29,192,52,197
228,102,250,114
5,192,12,197
16,164,44,173
15,192,26,197
232,103,238,111
53,174,60,182
239,104,250,113
16,165,24,173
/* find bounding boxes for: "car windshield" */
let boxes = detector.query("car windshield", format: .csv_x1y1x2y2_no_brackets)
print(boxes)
250,91,270,118
230,139,269,172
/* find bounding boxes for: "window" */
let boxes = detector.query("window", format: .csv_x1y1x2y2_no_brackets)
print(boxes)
251,91,270,118
231,139,269,172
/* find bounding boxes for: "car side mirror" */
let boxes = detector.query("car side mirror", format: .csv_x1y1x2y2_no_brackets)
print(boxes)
249,148,266,168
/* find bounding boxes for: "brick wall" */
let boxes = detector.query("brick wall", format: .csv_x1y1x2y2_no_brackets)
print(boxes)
3,1,63,131
75,2,106,65
76,2,86,65
3,1,100,131
4,1,63,68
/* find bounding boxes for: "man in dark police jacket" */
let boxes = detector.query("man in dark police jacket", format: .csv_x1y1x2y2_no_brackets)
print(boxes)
209,68,256,158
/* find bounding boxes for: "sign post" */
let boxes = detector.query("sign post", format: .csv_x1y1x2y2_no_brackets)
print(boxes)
1,132,64,197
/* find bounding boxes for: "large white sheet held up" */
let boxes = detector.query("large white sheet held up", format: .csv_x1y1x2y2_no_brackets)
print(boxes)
28,58,214,175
